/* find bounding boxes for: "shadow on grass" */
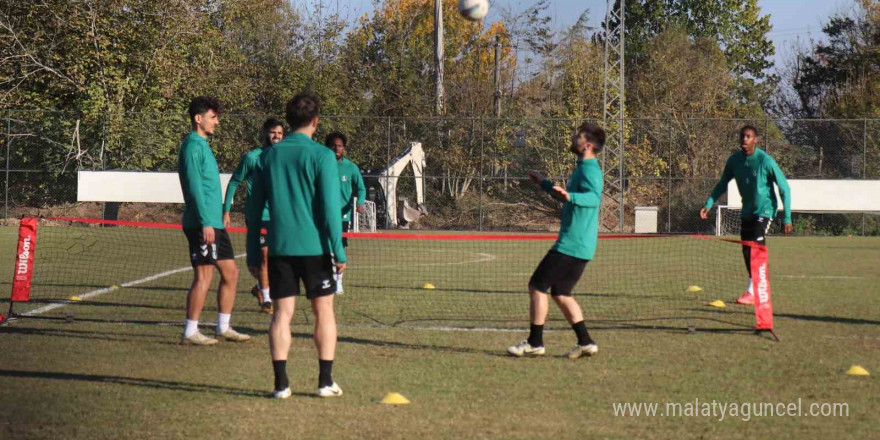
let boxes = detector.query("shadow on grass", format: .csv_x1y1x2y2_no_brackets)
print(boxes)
774,313,880,326
348,283,684,299
0,325,171,343
0,369,297,398
290,332,511,358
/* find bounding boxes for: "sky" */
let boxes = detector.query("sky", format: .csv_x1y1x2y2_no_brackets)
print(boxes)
300,0,856,73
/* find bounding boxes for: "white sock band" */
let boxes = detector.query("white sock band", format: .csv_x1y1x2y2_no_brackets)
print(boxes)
217,313,231,333
184,319,199,337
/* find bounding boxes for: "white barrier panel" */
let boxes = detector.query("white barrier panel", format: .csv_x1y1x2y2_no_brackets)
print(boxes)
78,171,234,203
726,179,880,212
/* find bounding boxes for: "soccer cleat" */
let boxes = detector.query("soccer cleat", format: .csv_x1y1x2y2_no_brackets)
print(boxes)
273,387,292,399
335,283,344,295
316,382,343,397
565,343,598,359
251,286,265,307
736,291,755,305
507,340,545,357
179,331,219,346
216,327,251,342
260,301,274,315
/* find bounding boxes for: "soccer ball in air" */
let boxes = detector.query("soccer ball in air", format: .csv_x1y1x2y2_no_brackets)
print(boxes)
458,0,489,21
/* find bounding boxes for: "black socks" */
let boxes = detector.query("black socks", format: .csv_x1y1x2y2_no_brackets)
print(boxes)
273,360,288,391
527,324,544,347
572,320,594,346
318,359,334,388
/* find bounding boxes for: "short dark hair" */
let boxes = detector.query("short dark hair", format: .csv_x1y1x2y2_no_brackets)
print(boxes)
188,96,222,124
285,92,321,130
325,132,347,148
740,125,759,137
578,122,605,153
261,118,284,146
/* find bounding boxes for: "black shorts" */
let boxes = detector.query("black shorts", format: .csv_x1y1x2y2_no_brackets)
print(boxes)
184,228,235,267
528,250,588,296
342,221,350,248
741,217,772,244
268,255,336,300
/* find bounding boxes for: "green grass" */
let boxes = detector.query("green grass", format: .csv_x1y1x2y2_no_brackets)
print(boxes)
0,225,878,439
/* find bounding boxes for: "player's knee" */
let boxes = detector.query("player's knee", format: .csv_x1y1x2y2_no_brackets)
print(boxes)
528,284,546,296
222,263,239,280
311,296,335,317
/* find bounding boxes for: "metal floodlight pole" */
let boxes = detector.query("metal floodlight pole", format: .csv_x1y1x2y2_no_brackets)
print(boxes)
434,0,445,116
603,0,625,232
494,36,502,118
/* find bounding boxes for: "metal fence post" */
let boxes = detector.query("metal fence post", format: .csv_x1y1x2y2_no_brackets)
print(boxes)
385,116,391,229
863,118,868,235
478,118,485,231
668,121,672,233
5,117,10,219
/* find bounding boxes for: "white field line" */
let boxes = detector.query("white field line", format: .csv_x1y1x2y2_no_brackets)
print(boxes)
347,250,496,270
778,275,865,280
22,253,247,317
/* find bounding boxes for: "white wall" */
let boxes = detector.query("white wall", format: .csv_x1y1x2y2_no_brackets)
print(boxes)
726,179,880,212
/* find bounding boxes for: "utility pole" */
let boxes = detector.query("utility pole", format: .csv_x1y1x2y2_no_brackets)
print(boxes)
434,0,445,115
493,35,502,118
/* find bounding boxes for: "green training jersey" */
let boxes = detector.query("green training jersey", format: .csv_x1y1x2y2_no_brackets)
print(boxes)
704,148,792,224
337,157,366,222
246,133,346,262
178,131,224,229
541,158,603,260
223,146,270,222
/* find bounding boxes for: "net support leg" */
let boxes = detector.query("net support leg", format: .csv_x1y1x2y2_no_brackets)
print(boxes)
754,329,780,342
1,302,14,325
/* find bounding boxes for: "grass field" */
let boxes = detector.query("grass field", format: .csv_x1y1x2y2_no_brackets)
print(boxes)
1,224,878,439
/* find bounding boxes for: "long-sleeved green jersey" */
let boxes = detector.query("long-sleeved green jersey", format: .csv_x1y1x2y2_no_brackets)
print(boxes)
337,157,366,222
704,148,792,224
541,158,603,260
223,146,270,222
246,133,346,262
178,131,224,229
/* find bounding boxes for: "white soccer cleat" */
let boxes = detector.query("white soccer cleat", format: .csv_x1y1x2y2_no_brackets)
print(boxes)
273,387,292,399
316,382,343,397
179,331,219,346
565,343,598,359
216,327,251,342
507,340,545,357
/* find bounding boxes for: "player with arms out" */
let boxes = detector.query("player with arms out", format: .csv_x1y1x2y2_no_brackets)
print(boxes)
177,96,250,345
246,93,347,399
508,122,605,359
700,125,792,305
223,118,284,314
325,132,365,294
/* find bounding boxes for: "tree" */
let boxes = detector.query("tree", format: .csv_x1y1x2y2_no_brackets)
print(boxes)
775,0,879,119
616,0,775,106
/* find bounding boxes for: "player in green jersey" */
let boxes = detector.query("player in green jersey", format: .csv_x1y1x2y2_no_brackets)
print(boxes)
178,96,250,346
246,93,346,399
223,118,284,314
508,122,605,360
701,125,792,305
325,132,366,294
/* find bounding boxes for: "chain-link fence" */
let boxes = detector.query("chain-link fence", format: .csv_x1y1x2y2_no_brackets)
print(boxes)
1,110,877,235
